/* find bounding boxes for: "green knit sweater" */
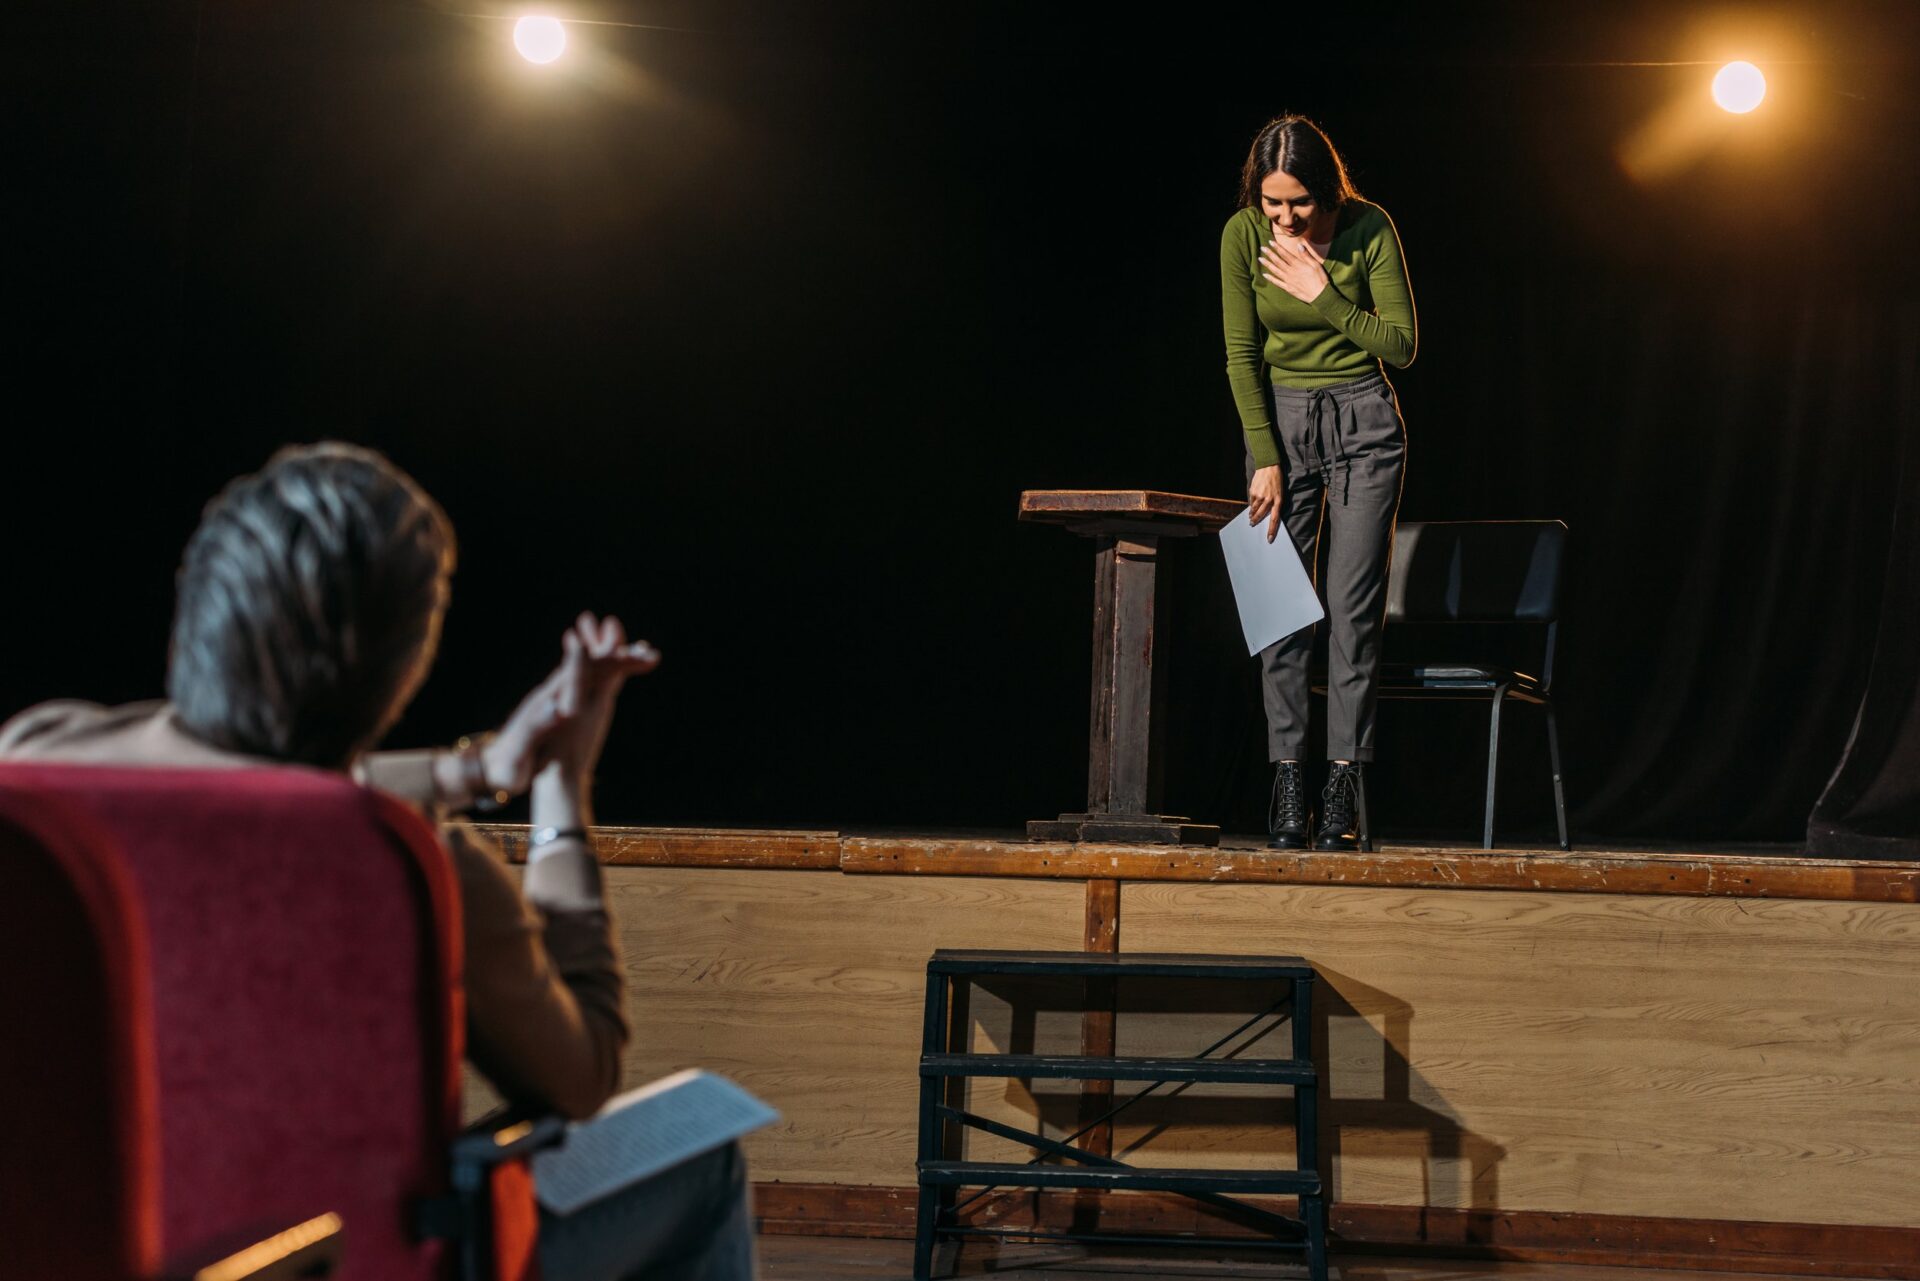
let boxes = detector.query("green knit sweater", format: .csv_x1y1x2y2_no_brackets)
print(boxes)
1220,199,1417,467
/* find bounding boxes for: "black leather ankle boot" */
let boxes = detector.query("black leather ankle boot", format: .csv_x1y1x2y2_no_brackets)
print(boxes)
1268,761,1311,850
1315,762,1364,851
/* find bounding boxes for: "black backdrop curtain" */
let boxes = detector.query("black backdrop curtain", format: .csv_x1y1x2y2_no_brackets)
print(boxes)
1808,420,1920,860
1160,272,1917,843
5,2,1916,846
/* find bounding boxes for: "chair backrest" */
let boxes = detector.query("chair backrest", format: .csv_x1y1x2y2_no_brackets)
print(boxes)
1386,520,1568,624
0,786,159,1281
0,763,465,1281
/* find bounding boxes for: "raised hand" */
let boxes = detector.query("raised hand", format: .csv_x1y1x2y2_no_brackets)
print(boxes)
480,615,660,797
539,612,659,784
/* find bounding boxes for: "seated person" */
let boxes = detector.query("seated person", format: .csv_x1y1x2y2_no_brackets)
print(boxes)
0,442,753,1281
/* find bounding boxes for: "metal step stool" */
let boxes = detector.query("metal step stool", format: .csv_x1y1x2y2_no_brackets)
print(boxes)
913,949,1326,1280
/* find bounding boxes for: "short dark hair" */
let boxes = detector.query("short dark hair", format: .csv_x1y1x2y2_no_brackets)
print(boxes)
166,442,456,768
1237,115,1361,212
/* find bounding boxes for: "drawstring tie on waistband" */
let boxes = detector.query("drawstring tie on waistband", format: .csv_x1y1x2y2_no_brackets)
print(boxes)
1304,387,1353,505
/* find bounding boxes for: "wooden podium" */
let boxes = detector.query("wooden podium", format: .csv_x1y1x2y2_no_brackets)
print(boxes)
1021,490,1243,846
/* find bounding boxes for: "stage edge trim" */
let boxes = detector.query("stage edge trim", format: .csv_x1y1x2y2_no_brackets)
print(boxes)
474,826,1920,904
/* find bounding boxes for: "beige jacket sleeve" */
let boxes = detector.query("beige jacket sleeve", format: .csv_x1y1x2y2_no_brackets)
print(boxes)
354,747,445,809
359,750,630,1119
444,821,629,1120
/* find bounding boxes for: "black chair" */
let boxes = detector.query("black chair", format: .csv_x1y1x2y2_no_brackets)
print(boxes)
1373,519,1570,850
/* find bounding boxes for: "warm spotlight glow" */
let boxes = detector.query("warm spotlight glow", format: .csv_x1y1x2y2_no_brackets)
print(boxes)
1711,61,1766,113
513,16,567,64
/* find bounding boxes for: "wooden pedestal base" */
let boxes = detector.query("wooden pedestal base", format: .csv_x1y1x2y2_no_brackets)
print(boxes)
1027,812,1221,846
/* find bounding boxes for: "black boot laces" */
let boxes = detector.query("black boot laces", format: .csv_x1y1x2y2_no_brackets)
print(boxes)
1270,764,1308,835
1321,764,1360,835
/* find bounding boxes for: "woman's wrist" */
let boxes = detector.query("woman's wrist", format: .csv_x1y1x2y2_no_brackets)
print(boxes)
428,749,469,808
523,761,603,909
430,735,511,812
530,759,593,834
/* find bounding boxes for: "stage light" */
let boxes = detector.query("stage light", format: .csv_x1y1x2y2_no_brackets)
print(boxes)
1712,61,1766,113
513,15,567,64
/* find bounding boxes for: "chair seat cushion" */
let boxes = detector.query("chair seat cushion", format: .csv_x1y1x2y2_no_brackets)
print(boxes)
1378,663,1544,689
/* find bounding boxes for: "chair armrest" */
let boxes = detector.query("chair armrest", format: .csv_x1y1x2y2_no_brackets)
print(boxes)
418,1110,568,1281
162,1211,342,1281
447,1111,569,1193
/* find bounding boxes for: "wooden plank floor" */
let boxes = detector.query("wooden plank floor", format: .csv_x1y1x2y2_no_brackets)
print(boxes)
757,1236,1873,1279
760,1244,1873,1281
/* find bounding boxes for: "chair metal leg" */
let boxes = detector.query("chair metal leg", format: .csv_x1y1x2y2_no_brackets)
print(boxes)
1483,685,1508,850
1358,768,1373,853
1546,702,1570,851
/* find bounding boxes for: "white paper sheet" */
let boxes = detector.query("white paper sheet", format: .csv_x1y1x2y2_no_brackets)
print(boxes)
1218,505,1324,655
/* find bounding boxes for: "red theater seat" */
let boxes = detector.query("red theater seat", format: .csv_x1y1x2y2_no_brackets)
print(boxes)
0,763,543,1281
0,786,160,1281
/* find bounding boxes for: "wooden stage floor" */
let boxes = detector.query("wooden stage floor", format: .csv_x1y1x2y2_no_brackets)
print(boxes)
758,1235,1882,1281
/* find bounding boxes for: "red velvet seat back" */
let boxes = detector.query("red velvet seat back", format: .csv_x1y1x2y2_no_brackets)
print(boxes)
0,764,464,1281
0,785,159,1281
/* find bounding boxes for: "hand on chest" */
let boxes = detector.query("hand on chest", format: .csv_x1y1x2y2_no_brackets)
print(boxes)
1256,227,1364,311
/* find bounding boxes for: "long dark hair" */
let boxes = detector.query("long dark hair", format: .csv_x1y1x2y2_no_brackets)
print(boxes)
1236,115,1360,211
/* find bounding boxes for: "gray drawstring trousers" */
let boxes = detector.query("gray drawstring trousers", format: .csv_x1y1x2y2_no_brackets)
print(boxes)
1242,370,1406,763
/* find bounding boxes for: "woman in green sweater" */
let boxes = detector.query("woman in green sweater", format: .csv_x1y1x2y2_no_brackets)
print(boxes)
1220,115,1417,851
